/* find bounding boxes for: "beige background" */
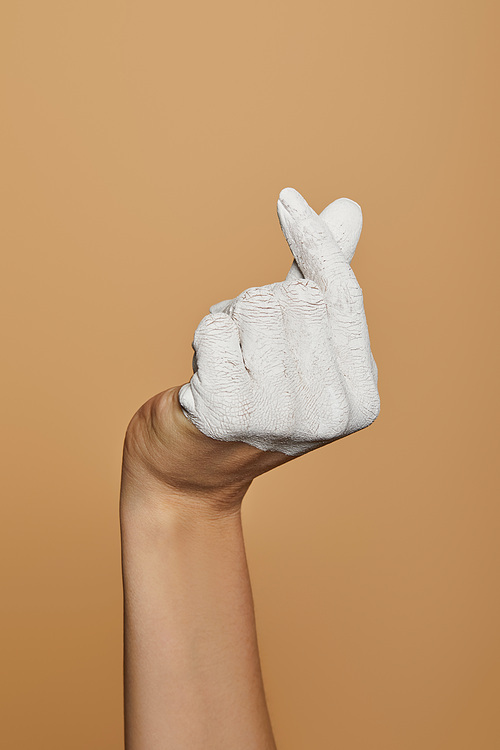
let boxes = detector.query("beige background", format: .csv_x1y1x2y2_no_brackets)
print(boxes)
1,1,499,747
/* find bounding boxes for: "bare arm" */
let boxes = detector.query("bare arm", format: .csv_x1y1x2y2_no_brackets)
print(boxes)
119,187,380,748
120,387,288,750
120,506,275,749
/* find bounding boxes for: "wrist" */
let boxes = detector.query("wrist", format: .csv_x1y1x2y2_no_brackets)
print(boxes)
120,453,247,524
122,385,259,513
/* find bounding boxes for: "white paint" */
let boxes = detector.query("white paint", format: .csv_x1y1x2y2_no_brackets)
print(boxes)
178,187,380,456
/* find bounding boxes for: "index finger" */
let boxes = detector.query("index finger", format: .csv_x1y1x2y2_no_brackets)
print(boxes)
277,187,363,310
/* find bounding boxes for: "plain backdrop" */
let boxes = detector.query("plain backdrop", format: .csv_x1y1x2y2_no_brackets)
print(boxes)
1,1,499,748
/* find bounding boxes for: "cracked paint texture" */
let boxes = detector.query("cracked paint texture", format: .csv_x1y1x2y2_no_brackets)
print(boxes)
179,187,380,456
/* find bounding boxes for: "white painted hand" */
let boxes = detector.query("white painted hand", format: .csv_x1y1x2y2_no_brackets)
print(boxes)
178,187,380,457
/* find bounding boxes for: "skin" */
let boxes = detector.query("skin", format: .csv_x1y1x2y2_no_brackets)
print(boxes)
120,187,380,749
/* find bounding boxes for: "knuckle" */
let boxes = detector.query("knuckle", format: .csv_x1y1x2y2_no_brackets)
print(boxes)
283,278,325,305
235,285,277,316
194,312,230,345
203,311,228,329
240,285,272,301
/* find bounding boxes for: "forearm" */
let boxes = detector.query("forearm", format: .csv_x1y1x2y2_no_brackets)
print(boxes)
120,478,277,750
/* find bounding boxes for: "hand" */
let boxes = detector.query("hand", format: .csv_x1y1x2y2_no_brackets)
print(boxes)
178,187,380,457
122,187,380,517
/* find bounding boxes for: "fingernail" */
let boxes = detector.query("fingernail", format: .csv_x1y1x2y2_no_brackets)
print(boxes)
278,187,310,219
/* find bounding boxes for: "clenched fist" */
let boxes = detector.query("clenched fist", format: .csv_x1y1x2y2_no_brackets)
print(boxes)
178,187,380,457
